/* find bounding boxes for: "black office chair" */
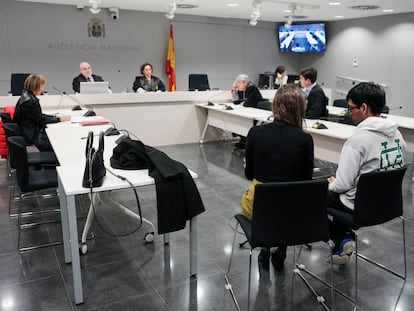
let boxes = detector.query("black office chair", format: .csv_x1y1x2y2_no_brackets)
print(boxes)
338,112,356,126
333,99,348,108
1,116,15,178
0,112,13,124
3,123,58,214
10,73,31,96
7,136,60,252
382,105,390,114
327,167,407,301
189,74,210,91
225,179,334,311
3,123,58,166
257,74,272,89
256,100,272,111
287,74,300,84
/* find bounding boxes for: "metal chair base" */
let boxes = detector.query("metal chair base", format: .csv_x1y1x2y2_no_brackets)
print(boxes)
225,224,336,311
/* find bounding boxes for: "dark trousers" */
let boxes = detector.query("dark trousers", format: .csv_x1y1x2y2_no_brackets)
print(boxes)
327,191,355,252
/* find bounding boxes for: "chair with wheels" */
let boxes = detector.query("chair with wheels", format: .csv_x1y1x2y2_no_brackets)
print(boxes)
327,166,407,301
225,179,334,310
7,136,60,252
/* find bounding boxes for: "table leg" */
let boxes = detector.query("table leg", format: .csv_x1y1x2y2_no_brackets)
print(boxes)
58,175,71,263
67,194,83,304
200,115,210,144
190,216,198,277
164,233,170,245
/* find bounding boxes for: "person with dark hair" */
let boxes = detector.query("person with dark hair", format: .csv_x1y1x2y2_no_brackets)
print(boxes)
299,66,328,119
72,62,105,93
241,84,314,270
327,82,406,265
133,63,166,93
14,74,70,151
274,65,288,88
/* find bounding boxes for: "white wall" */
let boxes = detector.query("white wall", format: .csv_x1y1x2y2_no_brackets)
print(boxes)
0,0,298,95
298,13,414,117
1,1,413,117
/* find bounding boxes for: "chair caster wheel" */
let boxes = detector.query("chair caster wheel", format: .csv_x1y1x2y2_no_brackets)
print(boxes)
144,232,154,243
80,243,88,255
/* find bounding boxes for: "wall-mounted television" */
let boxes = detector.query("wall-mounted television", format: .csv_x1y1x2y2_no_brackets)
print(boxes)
278,23,326,53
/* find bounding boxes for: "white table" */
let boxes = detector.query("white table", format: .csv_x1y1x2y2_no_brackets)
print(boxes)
197,103,271,143
327,106,347,116
46,123,199,304
198,103,414,162
197,103,356,163
382,114,414,154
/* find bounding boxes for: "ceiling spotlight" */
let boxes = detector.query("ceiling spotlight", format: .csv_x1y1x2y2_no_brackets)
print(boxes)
89,0,101,14
249,0,261,26
165,2,176,19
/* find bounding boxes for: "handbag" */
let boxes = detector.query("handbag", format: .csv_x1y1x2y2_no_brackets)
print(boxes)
82,131,106,188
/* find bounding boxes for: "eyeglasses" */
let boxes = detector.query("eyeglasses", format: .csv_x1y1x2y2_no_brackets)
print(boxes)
348,106,359,112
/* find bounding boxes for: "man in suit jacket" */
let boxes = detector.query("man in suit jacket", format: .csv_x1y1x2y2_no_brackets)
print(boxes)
299,67,328,119
72,62,104,93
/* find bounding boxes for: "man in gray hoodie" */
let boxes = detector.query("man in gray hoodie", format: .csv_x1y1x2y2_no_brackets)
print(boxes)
327,82,406,265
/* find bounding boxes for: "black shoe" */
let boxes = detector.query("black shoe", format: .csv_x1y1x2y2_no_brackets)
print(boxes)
271,247,287,270
258,249,270,270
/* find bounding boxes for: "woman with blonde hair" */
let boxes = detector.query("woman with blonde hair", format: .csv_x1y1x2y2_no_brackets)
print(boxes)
240,84,314,270
14,74,70,151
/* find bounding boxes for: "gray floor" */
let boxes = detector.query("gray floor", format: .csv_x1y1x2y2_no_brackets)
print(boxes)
0,140,413,311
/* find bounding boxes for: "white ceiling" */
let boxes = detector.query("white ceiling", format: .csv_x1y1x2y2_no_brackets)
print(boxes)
13,0,414,22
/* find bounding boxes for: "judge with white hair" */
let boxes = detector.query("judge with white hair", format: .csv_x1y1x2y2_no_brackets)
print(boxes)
231,74,263,108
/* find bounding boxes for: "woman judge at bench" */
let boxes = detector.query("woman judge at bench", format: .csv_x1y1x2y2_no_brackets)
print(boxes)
241,84,314,270
14,74,70,151
132,63,166,93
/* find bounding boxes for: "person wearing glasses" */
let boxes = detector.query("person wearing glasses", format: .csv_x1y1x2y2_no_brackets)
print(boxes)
241,84,314,270
72,61,105,93
327,82,406,265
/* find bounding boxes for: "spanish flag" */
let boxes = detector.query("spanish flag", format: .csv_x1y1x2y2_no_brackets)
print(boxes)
166,24,176,91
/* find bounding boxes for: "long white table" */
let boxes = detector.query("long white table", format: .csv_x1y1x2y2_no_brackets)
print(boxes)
46,122,199,304
197,103,356,163
198,103,271,143
198,102,414,163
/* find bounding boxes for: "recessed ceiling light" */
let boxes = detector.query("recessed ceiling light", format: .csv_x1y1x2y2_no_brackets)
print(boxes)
334,15,344,18
382,9,394,13
283,9,292,13
329,2,341,5
227,3,239,7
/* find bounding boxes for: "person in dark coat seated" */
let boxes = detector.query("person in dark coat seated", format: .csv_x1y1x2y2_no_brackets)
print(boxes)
231,74,263,108
14,74,70,151
72,61,105,93
231,74,264,149
241,84,314,270
299,67,328,119
132,63,166,93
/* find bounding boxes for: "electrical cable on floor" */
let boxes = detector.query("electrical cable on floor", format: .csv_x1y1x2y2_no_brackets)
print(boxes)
88,167,144,237
227,215,245,235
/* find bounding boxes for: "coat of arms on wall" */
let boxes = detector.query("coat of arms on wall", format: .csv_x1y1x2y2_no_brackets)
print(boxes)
88,18,106,38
